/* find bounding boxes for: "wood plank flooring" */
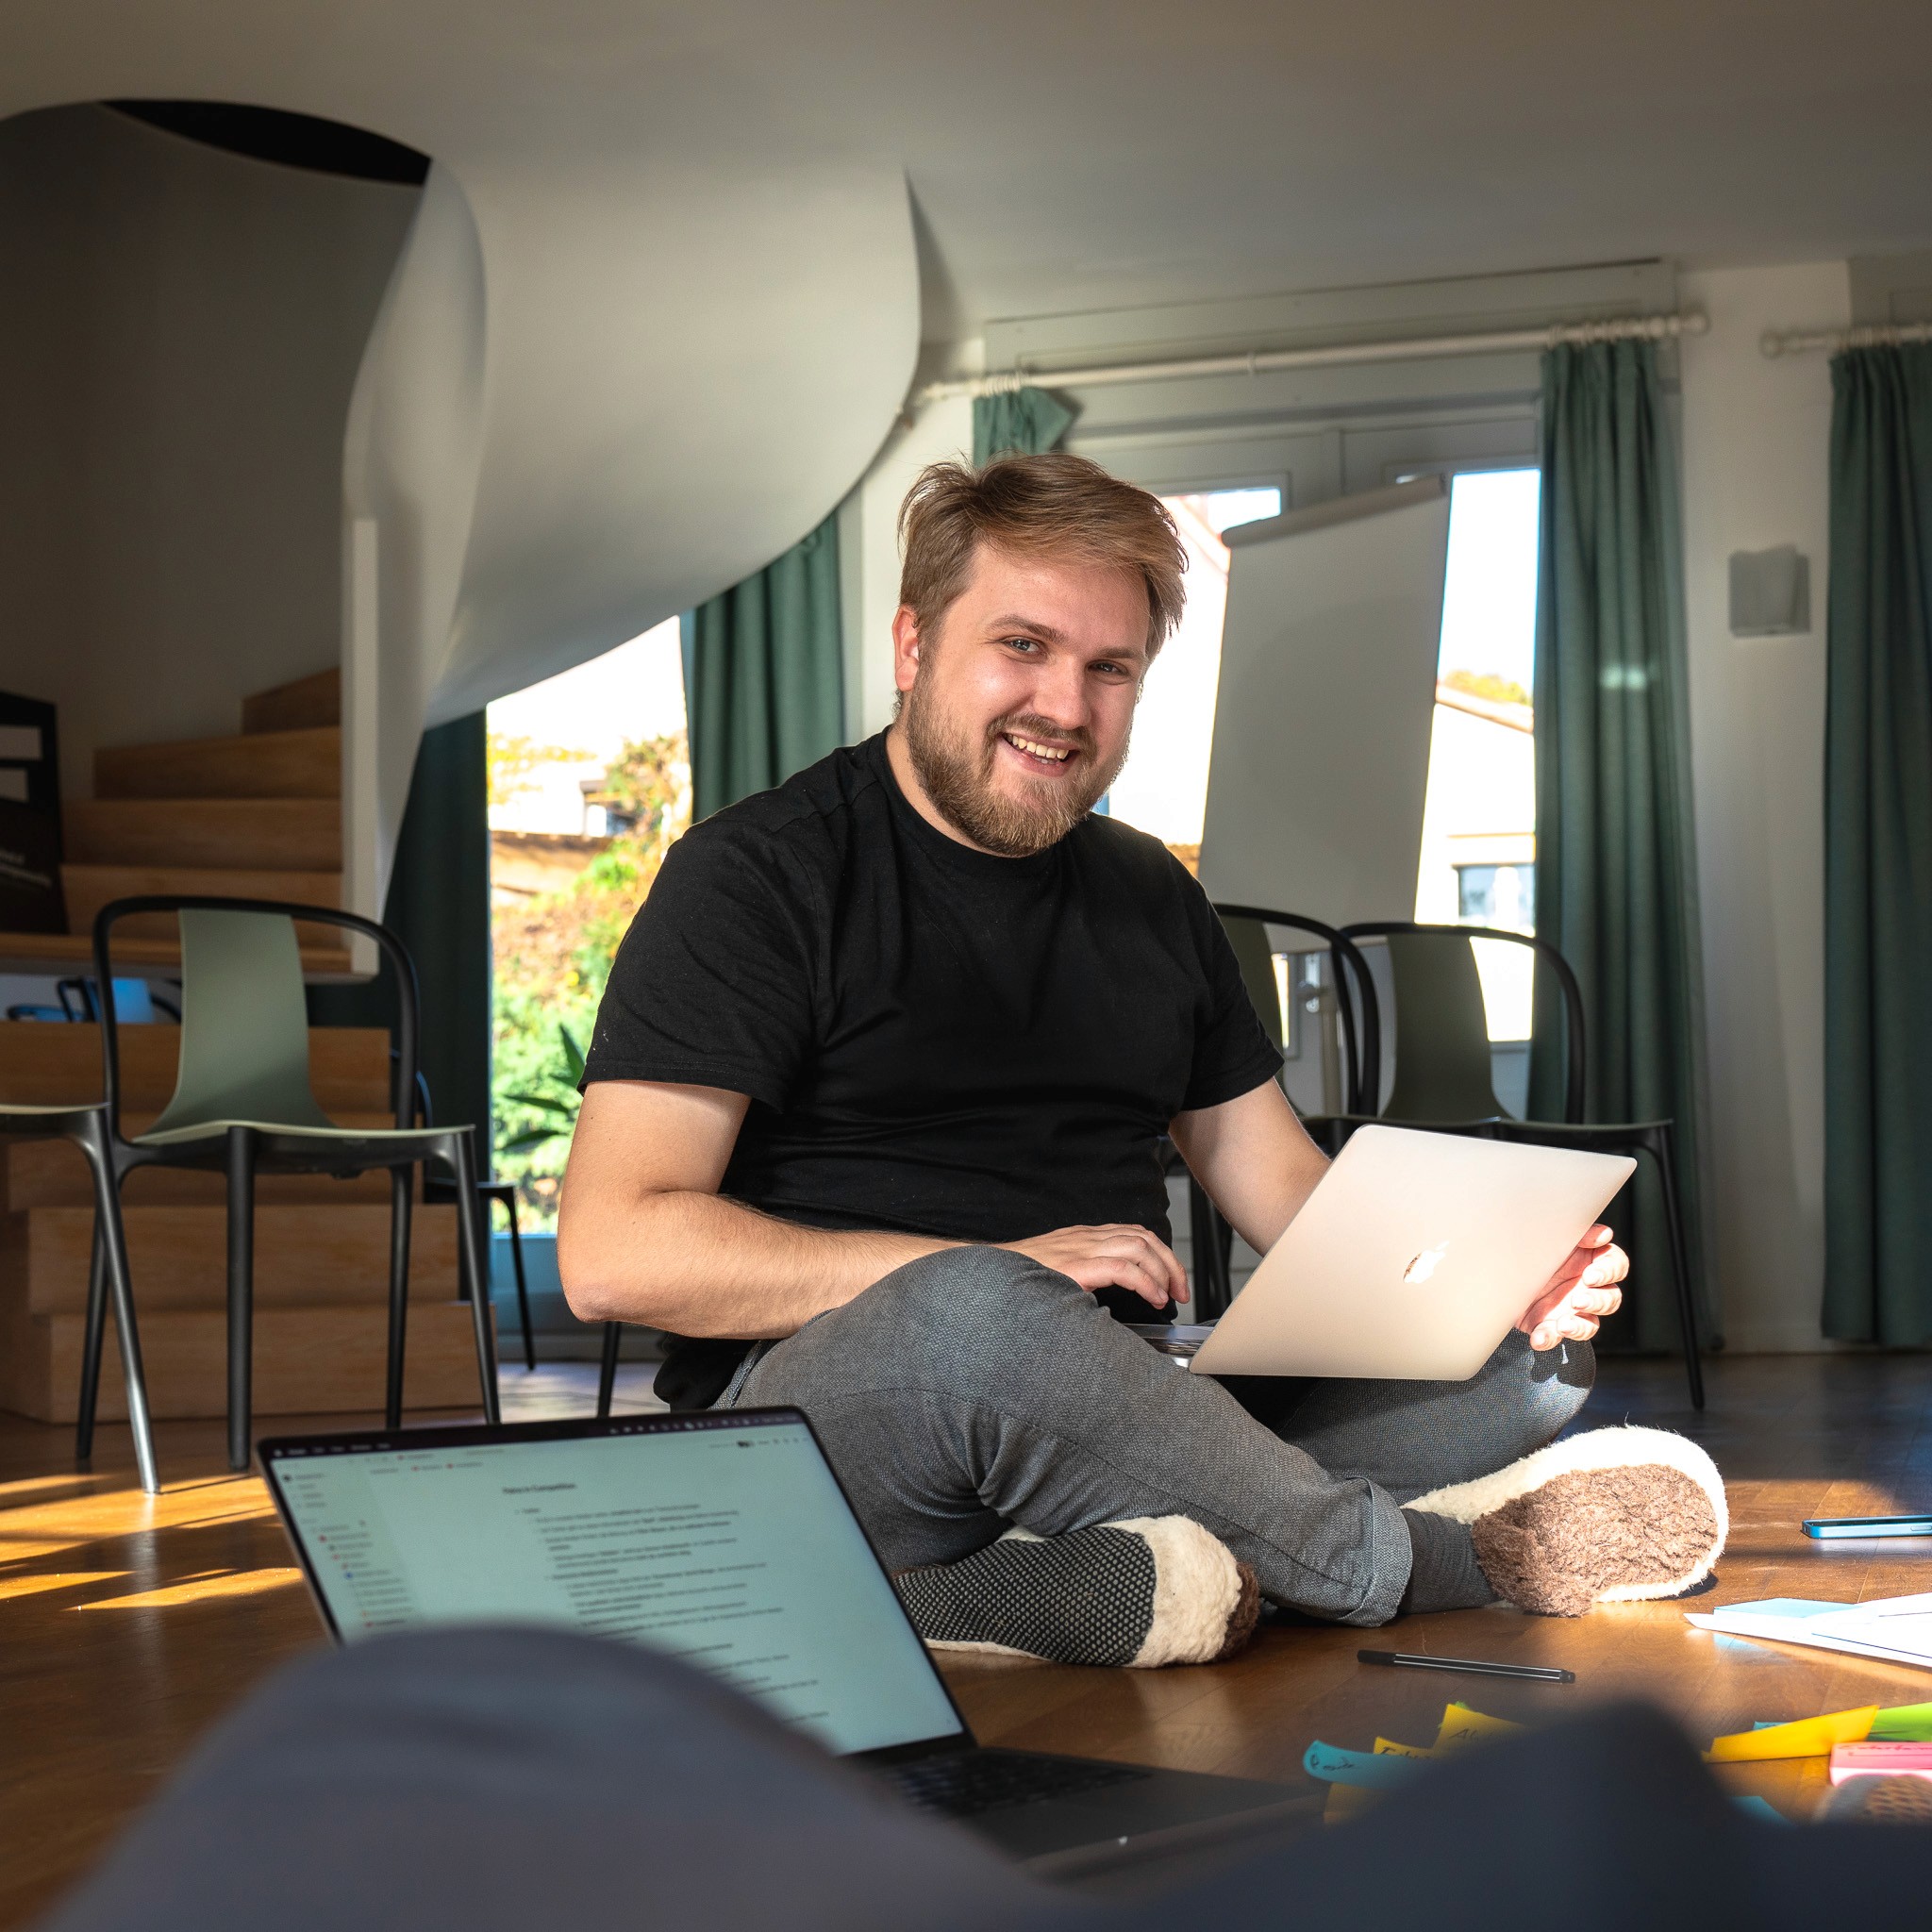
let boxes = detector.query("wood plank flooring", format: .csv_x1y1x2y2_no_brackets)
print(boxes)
5,1354,1932,1926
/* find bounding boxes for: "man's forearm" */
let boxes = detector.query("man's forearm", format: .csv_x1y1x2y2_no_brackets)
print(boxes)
558,1187,955,1337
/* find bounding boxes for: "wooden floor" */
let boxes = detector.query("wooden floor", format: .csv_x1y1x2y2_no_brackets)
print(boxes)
6,1353,1932,1924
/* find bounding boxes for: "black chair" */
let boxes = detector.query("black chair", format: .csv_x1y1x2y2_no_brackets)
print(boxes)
597,1314,623,1420
0,1102,161,1492
412,1067,537,1376
1190,908,1382,1317
1339,921,1704,1409
86,895,499,1473
477,1181,538,1373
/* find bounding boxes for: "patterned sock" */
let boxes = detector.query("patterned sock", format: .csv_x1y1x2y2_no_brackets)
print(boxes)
895,1518,1261,1668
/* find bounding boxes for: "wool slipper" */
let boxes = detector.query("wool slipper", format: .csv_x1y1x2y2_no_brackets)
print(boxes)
1407,1425,1728,1619
895,1518,1261,1668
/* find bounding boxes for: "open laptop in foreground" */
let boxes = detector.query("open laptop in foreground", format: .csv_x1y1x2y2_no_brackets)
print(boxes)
258,1409,1310,1876
1138,1124,1635,1379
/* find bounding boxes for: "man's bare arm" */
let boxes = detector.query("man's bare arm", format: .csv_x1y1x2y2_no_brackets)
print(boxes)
558,1082,949,1337
558,1081,1189,1338
1168,1078,1330,1257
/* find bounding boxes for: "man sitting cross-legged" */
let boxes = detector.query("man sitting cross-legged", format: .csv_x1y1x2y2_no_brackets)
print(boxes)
558,452,1724,1661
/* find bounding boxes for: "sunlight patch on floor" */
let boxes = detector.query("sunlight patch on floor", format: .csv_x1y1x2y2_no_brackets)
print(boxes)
74,1566,304,1611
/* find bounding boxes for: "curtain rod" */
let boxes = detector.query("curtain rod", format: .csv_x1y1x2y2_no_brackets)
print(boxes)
1760,322,1932,358
915,310,1708,406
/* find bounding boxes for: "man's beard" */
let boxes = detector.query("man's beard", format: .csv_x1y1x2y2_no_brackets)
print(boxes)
900,680,1129,858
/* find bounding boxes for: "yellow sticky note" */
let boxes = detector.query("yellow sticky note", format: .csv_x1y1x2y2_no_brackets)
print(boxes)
1433,1702,1524,1754
1373,1737,1437,1758
1707,1705,1877,1762
1324,1781,1380,1824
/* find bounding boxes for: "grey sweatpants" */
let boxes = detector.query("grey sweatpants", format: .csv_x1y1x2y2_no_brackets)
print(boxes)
735,1246,1593,1625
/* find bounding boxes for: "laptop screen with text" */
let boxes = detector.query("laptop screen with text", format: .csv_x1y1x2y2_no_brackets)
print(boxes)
262,1412,965,1757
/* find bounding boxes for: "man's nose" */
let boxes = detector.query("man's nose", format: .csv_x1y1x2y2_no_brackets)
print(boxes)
1025,656,1091,732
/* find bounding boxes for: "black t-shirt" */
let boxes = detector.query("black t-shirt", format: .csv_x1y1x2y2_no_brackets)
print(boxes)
582,730,1281,1407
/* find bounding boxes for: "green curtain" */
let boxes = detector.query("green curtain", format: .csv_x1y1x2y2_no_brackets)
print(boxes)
310,713,491,1158
1527,340,1715,1351
973,386,1075,462
1823,345,1932,1342
682,513,843,820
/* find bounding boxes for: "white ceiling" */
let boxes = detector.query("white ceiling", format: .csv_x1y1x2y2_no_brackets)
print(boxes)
6,0,1931,340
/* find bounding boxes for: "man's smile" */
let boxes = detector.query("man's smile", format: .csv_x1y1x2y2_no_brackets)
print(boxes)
998,730,1080,773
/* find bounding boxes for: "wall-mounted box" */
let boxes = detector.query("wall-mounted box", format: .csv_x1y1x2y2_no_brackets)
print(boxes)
1729,545,1811,638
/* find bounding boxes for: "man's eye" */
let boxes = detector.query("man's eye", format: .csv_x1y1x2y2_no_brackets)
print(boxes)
1004,636,1041,654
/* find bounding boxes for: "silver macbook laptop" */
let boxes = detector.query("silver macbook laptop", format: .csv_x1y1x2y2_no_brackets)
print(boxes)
258,1410,1309,1874
1144,1125,1634,1379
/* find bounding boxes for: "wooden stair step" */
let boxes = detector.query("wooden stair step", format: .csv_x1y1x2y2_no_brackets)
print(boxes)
8,1203,462,1314
3,1299,491,1424
0,1023,392,1111
65,865,341,946
0,932,352,977
242,668,340,736
4,1139,409,1209
65,799,341,873
95,726,340,802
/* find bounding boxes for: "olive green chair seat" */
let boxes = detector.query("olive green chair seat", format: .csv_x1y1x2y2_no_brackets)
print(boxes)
91,896,497,1473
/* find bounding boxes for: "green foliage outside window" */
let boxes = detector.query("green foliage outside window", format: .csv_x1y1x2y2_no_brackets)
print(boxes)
491,730,689,1227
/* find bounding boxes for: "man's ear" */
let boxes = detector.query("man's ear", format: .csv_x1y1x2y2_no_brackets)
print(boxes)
891,605,924,695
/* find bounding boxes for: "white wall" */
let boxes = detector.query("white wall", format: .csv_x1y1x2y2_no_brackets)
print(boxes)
1678,261,1848,1350
0,106,418,793
837,391,974,741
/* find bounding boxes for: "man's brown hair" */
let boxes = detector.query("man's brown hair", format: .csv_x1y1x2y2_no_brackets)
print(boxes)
897,451,1187,657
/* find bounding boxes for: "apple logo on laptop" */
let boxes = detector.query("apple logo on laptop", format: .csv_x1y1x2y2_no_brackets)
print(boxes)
1403,1241,1450,1286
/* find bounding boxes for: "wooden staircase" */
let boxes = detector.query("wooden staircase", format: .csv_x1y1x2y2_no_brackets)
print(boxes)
0,667,351,974
0,670,491,1424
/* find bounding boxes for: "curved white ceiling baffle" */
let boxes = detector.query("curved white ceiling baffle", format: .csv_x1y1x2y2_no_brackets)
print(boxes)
341,151,915,927
341,164,490,941
0,6,921,929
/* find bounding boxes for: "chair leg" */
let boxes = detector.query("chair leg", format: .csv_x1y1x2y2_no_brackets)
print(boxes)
1188,1176,1232,1320
75,1127,158,1494
598,1321,622,1421
76,1219,108,1466
385,1167,413,1431
1645,1123,1706,1412
502,1191,537,1372
225,1126,257,1474
448,1131,501,1424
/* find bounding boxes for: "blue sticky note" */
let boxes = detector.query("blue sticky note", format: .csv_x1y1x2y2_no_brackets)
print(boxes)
1730,1795,1789,1824
1302,1741,1425,1792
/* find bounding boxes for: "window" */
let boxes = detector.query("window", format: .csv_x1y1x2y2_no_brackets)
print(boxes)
1101,484,1283,861
1456,861,1535,932
1414,469,1541,1040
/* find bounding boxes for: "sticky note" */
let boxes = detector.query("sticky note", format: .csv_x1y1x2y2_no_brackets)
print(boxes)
1730,1795,1788,1824
1324,1781,1380,1824
1303,1740,1425,1791
1707,1705,1877,1762
1433,1702,1524,1754
1829,1741,1932,1785
1872,1702,1932,1742
1373,1737,1437,1758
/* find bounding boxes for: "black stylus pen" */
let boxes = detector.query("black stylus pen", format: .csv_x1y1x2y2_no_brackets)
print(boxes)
1357,1648,1575,1684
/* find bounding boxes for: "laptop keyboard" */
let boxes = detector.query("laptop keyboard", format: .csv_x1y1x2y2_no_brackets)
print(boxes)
881,1750,1151,1818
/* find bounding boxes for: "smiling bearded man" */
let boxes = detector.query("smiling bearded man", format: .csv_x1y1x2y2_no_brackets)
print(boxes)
558,452,1723,1661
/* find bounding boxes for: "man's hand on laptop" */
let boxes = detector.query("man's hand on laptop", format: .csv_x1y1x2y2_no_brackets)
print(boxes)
1516,1224,1627,1351
1001,1224,1189,1310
